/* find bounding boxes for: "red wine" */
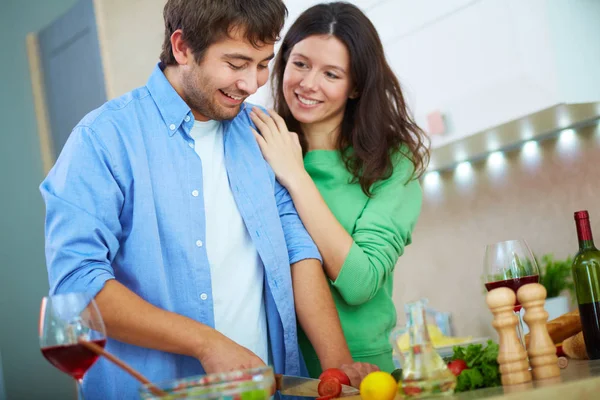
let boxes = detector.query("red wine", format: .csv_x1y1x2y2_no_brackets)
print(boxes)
572,210,600,360
485,275,539,311
578,301,600,359
41,339,106,380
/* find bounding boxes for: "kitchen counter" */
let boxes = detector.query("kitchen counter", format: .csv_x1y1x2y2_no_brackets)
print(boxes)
341,359,600,400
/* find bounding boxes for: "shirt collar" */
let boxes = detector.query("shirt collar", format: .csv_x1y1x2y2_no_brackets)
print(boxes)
146,63,191,137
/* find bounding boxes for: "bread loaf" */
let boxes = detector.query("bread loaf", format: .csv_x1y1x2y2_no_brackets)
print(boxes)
562,331,588,360
525,310,582,346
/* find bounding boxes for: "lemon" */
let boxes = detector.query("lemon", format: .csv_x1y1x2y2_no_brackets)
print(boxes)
360,371,398,400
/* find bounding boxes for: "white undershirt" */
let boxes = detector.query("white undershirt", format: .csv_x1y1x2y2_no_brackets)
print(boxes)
189,119,268,363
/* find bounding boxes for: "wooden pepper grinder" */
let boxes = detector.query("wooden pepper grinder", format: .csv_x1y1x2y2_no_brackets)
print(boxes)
486,287,532,385
517,283,561,380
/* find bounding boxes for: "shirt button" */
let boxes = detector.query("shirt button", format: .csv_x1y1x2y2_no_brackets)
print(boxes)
196,240,203,247
184,116,191,122
200,293,208,301
192,190,199,197
169,124,176,130
189,142,194,148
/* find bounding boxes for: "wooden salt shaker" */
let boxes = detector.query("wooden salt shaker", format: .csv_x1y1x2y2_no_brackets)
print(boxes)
517,283,561,380
486,287,532,385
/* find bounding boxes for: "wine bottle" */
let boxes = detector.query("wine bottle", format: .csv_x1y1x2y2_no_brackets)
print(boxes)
572,210,600,360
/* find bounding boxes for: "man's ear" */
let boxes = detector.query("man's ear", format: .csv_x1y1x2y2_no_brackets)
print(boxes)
171,29,192,65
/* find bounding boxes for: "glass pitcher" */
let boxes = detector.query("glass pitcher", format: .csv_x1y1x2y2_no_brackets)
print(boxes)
390,299,457,398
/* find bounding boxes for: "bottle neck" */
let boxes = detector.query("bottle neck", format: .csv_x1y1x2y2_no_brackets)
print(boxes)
576,217,596,250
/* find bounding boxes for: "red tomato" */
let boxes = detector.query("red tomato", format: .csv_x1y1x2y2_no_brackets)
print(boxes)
316,396,336,400
318,377,342,398
403,386,422,395
447,359,468,376
319,368,351,386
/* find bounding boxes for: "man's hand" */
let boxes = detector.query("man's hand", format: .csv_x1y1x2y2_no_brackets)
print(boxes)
339,362,380,388
196,330,266,373
95,280,265,374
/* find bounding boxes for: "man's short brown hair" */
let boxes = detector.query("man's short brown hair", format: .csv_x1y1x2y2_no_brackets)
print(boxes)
159,0,288,66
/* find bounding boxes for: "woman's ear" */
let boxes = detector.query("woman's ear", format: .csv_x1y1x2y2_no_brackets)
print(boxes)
349,88,360,99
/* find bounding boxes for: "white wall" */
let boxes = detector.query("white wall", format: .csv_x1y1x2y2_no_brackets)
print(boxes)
549,0,600,104
94,0,165,99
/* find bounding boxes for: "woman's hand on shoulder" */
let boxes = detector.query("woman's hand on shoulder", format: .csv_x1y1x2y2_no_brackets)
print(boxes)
250,107,307,189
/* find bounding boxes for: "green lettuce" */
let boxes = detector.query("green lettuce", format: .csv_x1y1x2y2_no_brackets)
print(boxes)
451,340,501,392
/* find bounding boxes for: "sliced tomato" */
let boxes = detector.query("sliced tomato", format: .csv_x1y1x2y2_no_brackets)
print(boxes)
318,377,342,398
403,386,423,395
319,368,351,386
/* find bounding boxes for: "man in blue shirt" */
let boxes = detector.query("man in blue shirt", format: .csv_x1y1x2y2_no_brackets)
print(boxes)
40,0,376,399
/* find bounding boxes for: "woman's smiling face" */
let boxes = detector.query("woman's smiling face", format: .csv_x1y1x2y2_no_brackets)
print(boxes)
282,35,354,127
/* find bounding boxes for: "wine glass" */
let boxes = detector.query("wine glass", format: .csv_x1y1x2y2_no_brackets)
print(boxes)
483,239,540,348
39,292,106,399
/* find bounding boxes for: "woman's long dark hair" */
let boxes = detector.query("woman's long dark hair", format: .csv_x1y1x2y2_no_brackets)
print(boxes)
272,2,429,196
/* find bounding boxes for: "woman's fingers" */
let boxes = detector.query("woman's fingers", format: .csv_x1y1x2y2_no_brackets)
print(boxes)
250,110,273,140
252,108,285,141
289,131,300,145
251,127,265,146
267,109,289,135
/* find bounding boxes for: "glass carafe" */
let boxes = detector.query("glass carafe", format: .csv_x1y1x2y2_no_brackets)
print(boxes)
390,299,456,397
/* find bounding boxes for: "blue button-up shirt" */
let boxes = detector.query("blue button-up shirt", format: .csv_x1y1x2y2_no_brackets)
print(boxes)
40,64,321,399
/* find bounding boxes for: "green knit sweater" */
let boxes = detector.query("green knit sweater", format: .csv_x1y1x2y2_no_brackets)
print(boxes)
298,150,422,376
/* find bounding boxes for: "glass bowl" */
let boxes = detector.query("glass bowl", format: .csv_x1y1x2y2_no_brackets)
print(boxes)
138,366,275,399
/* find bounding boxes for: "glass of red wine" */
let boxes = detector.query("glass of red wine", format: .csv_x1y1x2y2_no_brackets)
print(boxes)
484,239,540,348
39,292,106,399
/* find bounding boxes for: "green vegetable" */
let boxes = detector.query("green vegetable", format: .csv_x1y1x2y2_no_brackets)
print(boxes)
450,340,500,392
455,369,483,392
538,254,575,299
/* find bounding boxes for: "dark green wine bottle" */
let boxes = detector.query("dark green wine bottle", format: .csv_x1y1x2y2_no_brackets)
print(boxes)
572,210,600,359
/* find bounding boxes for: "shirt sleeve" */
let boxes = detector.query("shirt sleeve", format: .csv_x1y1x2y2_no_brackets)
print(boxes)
247,103,322,266
331,155,423,306
40,125,124,298
274,180,323,265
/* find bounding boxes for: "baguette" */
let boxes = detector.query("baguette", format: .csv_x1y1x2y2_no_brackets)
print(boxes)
524,310,582,346
562,331,589,360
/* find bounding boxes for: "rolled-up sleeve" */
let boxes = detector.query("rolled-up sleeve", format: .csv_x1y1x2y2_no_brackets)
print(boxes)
331,157,422,306
40,126,124,298
274,181,322,265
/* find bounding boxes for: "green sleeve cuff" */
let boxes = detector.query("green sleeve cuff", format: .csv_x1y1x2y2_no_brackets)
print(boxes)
331,242,373,306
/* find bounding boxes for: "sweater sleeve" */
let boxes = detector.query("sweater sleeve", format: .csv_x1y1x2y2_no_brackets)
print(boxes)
331,155,422,306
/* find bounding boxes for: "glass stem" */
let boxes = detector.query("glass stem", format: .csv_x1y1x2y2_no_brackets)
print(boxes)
77,378,85,400
515,310,527,350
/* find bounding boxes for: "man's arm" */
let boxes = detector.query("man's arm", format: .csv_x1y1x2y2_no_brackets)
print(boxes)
291,259,354,369
272,179,352,367
273,180,379,384
95,280,264,373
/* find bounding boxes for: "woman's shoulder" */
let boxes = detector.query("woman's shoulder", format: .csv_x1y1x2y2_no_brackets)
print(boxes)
378,148,418,187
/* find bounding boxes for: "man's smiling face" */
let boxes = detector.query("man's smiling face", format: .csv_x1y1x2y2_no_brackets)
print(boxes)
180,27,275,121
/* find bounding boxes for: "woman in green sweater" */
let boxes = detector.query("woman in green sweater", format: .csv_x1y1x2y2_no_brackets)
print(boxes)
250,2,429,377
